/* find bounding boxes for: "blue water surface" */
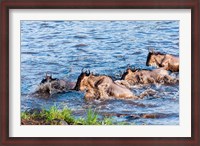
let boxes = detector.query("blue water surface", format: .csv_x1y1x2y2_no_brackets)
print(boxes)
21,21,179,125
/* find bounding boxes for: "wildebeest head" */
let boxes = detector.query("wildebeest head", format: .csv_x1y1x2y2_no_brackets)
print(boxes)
146,48,164,67
74,69,90,91
121,64,133,79
121,67,142,84
121,67,138,80
146,48,155,66
40,73,57,84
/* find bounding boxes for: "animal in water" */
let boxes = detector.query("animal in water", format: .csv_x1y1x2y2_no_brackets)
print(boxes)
36,73,75,96
74,70,156,100
146,49,179,72
121,67,178,85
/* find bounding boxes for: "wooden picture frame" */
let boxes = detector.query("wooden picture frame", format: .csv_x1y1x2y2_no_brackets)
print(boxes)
0,0,199,145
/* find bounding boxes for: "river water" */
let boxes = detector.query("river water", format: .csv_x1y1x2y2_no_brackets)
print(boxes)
21,20,179,125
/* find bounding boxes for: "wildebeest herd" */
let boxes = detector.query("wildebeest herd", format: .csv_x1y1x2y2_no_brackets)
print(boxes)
35,49,179,100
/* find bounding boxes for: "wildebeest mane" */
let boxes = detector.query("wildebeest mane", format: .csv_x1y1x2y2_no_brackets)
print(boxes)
146,52,153,66
121,71,128,80
74,70,90,90
40,78,47,84
74,73,85,90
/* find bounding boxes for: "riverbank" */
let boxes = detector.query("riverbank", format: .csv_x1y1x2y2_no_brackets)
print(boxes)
21,106,114,125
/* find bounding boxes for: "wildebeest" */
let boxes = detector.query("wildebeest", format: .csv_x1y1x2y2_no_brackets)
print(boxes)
146,49,179,72
121,67,177,85
36,73,75,96
74,70,156,100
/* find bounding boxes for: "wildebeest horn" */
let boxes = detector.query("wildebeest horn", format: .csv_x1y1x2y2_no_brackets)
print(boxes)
149,48,154,53
85,69,90,75
127,64,131,69
133,66,136,71
148,47,154,53
45,72,50,78
81,68,86,73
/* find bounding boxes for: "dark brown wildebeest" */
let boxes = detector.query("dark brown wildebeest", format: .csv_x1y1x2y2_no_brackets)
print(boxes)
74,70,156,100
121,67,177,85
146,49,179,72
36,73,75,96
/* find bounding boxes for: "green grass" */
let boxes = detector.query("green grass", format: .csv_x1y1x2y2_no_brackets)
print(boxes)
21,106,114,125
74,109,113,125
21,112,30,120
40,106,75,124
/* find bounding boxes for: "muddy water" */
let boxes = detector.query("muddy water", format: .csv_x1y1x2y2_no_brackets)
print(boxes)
21,21,179,125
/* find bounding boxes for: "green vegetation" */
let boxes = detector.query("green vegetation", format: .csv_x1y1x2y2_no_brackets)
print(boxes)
21,106,114,125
